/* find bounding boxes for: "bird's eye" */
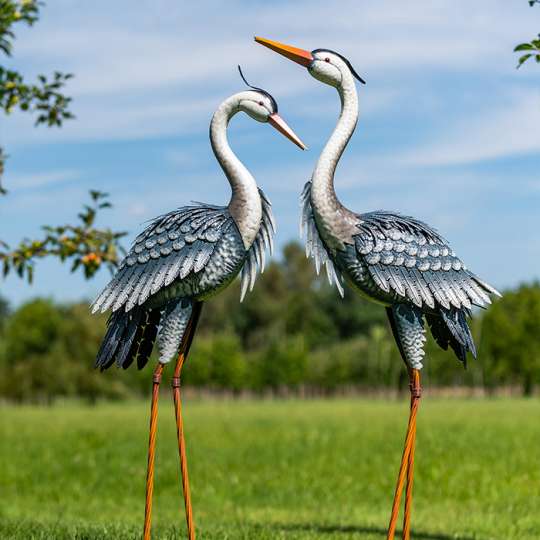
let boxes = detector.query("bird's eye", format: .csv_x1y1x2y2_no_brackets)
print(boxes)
325,57,330,63
258,101,263,106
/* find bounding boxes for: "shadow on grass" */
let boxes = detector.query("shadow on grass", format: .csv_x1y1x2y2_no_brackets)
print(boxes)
0,519,478,540
277,522,476,540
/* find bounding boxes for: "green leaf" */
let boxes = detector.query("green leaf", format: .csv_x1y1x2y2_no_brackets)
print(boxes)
514,43,534,52
517,53,533,68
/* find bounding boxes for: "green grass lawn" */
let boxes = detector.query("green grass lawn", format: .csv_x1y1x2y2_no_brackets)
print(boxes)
1,397,539,539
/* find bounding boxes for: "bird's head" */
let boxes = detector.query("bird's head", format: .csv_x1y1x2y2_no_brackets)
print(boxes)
254,37,366,89
236,66,306,150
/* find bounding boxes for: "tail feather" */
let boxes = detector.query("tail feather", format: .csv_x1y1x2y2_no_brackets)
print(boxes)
95,306,155,371
95,311,128,370
385,307,407,363
115,310,142,368
427,308,477,366
440,308,477,358
136,309,161,370
95,299,203,372
120,318,147,370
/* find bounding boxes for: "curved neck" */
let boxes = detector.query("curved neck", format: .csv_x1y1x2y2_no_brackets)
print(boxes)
210,96,262,249
310,71,359,247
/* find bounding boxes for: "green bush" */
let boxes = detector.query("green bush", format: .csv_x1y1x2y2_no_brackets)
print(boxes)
254,335,308,392
1,246,538,402
480,283,540,395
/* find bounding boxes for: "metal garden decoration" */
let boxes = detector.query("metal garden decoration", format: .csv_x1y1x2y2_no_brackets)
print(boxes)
92,34,501,540
255,36,501,540
92,70,305,540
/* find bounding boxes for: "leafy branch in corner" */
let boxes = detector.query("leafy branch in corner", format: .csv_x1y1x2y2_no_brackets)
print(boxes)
0,2,126,286
514,36,540,68
0,0,74,192
0,0,40,55
0,191,127,282
514,0,540,68
1,68,74,125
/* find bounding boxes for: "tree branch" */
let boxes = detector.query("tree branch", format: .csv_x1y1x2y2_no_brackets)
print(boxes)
514,1,540,68
0,191,127,282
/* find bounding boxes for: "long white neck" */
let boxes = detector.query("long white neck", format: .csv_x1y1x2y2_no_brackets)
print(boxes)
210,96,262,249
311,71,359,249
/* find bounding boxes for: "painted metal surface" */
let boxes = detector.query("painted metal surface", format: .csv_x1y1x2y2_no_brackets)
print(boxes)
92,89,281,369
296,48,501,369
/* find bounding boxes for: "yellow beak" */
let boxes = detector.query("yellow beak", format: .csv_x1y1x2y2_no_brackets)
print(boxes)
255,36,313,67
268,114,307,150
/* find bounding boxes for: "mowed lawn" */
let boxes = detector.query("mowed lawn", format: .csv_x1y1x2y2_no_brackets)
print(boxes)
1,398,539,539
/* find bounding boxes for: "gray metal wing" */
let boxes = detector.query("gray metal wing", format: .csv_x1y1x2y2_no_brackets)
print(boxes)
355,211,501,310
239,188,275,302
300,181,344,296
91,205,234,313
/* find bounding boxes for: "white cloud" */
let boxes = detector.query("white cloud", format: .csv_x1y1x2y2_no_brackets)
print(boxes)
127,202,149,219
400,89,540,166
2,0,539,305
6,169,81,190
3,0,538,148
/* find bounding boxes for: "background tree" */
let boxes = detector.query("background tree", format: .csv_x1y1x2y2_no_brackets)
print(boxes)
0,293,8,324
480,283,540,395
4,242,534,403
0,1,125,281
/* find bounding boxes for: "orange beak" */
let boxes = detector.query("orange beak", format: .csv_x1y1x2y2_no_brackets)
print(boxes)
268,114,307,150
255,36,313,67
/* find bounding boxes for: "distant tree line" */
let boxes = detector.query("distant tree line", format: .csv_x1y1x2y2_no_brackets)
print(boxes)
0,242,538,403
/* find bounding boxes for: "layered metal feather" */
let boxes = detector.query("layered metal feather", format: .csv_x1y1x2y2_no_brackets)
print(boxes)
300,181,344,296
239,188,276,302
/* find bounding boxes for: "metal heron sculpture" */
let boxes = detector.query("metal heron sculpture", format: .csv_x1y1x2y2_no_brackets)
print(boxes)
91,70,305,540
255,36,500,540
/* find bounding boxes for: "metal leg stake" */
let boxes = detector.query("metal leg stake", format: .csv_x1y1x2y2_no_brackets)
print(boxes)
143,363,164,540
386,369,422,540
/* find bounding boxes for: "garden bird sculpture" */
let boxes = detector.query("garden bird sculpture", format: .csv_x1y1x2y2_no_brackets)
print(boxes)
91,69,305,540
255,36,500,540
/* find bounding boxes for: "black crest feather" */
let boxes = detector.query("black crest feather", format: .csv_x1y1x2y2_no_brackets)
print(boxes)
312,49,366,84
237,65,278,112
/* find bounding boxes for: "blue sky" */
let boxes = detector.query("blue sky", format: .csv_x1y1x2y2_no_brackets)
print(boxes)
1,0,539,306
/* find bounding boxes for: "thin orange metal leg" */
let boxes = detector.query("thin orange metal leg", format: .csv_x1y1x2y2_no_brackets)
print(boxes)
172,351,195,540
171,306,201,540
143,363,164,540
402,370,421,540
386,369,422,540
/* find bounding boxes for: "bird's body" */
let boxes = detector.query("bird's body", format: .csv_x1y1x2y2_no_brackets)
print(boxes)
92,89,289,370
255,36,500,539
92,82,304,540
303,185,498,367
294,52,499,369
92,196,274,369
